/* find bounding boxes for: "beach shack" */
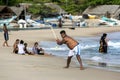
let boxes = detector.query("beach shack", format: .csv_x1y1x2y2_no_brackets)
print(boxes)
83,5,120,20
0,6,18,27
0,6,15,19
0,6,26,20
10,6,25,20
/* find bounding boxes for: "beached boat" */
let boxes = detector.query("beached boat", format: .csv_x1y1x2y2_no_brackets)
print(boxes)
0,16,17,28
27,19,52,28
100,16,118,26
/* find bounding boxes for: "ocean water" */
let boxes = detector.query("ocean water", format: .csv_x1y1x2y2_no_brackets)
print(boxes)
39,32,120,72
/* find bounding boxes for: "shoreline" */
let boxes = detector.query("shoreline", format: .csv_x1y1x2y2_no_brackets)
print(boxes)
0,26,120,80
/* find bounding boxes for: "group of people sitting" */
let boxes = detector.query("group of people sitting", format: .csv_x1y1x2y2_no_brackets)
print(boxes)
13,39,46,55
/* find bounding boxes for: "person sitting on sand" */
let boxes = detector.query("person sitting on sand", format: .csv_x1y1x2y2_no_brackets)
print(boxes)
32,42,44,55
24,43,34,55
18,40,25,55
13,39,20,54
56,30,84,70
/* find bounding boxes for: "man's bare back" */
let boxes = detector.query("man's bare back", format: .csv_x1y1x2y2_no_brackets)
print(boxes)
62,36,78,50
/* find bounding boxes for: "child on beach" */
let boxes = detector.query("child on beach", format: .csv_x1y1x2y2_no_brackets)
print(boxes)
13,39,20,54
24,43,34,55
17,40,25,55
56,30,84,70
32,42,45,55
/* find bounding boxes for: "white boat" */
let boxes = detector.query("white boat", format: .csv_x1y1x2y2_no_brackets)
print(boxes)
26,19,51,28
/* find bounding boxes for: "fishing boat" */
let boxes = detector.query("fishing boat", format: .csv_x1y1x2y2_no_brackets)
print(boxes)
0,16,17,28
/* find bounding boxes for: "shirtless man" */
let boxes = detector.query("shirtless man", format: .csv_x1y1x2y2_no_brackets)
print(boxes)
56,30,83,70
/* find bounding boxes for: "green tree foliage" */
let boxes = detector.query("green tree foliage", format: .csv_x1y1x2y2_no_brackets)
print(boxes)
28,4,57,17
0,0,120,14
28,4,40,14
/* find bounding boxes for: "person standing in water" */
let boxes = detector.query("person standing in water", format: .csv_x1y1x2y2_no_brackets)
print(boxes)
56,30,84,70
3,24,9,47
99,33,108,53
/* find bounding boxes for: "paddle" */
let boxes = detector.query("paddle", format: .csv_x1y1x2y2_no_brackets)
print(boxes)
50,26,57,40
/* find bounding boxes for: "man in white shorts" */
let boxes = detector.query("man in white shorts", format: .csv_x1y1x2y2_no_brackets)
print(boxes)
68,44,81,56
56,30,83,70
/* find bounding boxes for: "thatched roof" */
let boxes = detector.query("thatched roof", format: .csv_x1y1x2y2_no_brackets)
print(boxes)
0,6,14,13
83,5,120,16
45,3,66,14
10,6,24,16
0,6,6,11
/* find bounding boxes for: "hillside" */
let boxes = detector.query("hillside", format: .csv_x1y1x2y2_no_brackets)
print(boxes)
0,0,120,15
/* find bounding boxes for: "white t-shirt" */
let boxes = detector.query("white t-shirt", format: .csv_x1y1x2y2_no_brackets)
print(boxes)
18,44,25,54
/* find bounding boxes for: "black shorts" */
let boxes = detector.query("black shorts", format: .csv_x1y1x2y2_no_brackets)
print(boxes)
4,32,9,41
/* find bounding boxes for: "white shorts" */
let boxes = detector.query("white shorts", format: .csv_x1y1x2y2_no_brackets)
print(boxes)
68,44,81,56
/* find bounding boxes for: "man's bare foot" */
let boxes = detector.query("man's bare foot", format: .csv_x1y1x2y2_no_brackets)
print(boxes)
64,66,69,68
7,45,10,47
80,67,84,70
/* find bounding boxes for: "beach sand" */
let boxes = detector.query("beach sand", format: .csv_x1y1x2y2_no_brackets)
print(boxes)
0,27,120,80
